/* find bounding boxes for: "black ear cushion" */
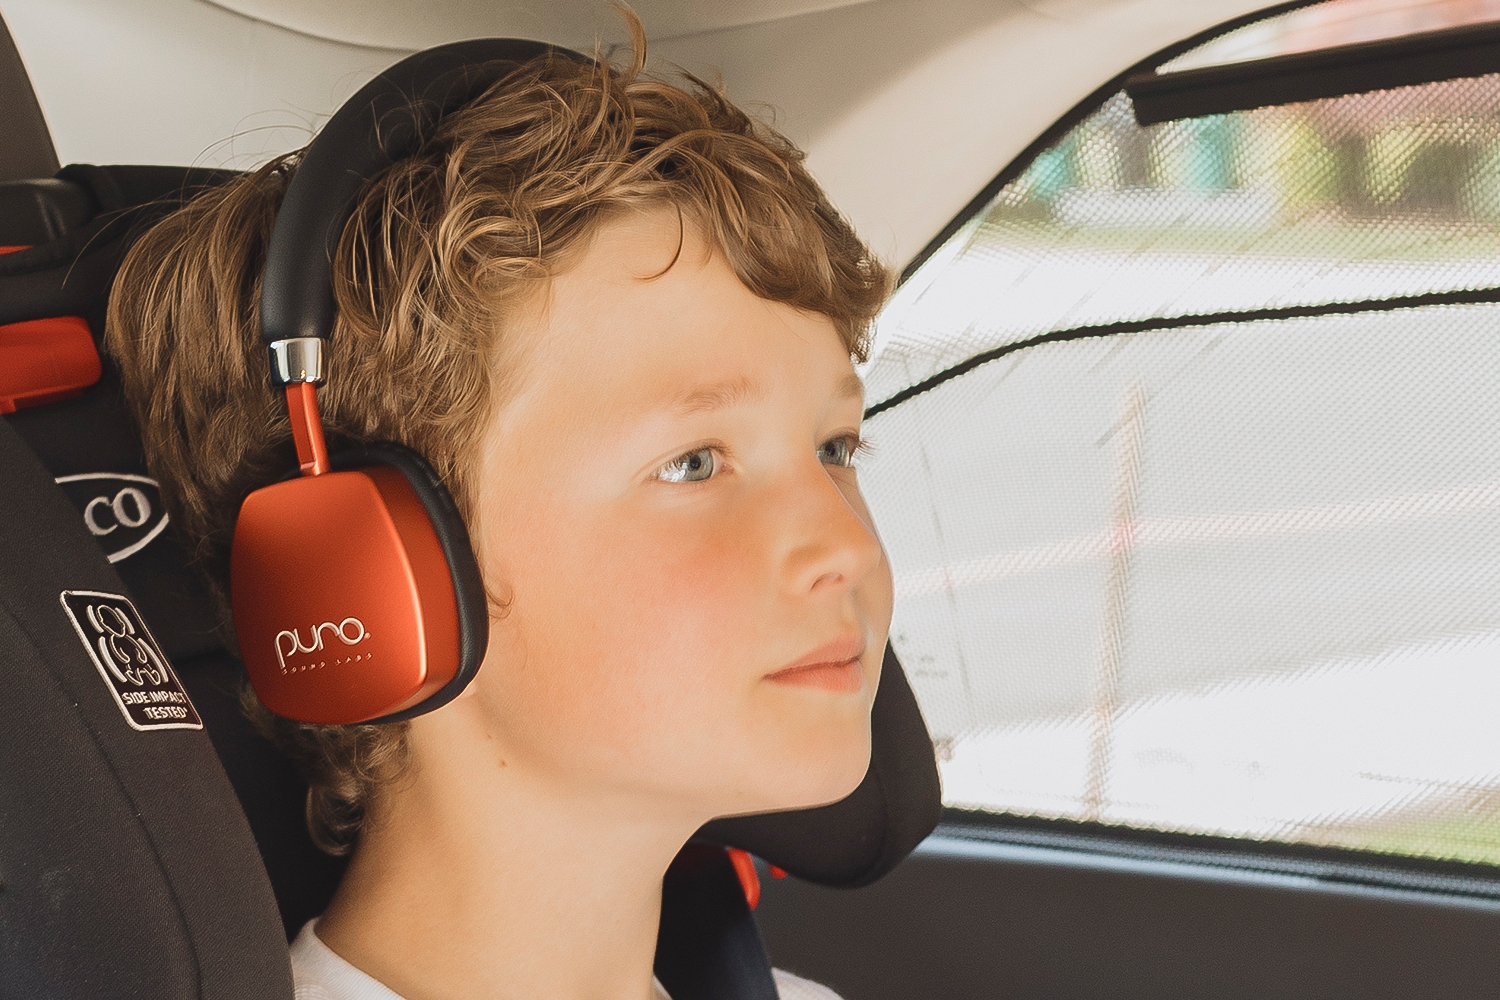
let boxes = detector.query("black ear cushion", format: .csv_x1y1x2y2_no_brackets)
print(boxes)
328,443,489,723
698,644,942,888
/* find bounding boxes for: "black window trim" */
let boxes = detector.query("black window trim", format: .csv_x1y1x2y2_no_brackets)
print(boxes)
938,809,1500,904
1126,17,1500,126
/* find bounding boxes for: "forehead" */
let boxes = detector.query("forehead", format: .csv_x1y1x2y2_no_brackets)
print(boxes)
507,208,856,413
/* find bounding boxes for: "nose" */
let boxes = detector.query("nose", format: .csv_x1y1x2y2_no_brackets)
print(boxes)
777,461,886,597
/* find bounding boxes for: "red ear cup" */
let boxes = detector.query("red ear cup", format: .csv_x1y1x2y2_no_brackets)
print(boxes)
230,445,488,725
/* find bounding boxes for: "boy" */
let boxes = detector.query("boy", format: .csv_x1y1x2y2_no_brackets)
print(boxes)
109,18,893,1000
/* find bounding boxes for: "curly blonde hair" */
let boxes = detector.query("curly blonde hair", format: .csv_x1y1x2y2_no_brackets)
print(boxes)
106,14,892,854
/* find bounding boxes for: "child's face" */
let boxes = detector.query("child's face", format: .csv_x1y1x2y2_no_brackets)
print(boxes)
467,207,893,821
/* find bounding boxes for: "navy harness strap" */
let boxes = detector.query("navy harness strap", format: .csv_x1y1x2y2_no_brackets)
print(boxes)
657,844,781,1000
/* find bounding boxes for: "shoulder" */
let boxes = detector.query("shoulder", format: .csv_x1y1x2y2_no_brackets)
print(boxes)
289,920,407,1000
291,921,838,1000
773,968,846,1000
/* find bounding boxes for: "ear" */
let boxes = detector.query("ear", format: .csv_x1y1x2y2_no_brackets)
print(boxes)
483,577,515,623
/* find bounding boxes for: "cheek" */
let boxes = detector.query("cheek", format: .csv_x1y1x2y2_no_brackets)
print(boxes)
481,497,768,780
474,477,889,814
834,480,896,656
863,536,897,652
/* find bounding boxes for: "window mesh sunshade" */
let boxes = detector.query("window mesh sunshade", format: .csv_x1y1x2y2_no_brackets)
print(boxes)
863,64,1500,863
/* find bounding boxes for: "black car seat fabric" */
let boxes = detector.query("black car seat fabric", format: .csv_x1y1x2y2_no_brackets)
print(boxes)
0,418,293,998
1,164,350,946
1,161,941,996
0,12,59,182
0,178,93,245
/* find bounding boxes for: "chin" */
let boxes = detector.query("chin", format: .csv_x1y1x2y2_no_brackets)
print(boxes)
691,682,878,817
754,724,874,814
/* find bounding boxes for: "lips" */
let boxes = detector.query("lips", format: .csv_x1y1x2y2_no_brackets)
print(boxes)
767,635,866,693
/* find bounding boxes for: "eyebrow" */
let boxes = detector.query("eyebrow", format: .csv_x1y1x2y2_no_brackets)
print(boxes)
670,375,767,415
836,372,866,405
668,372,865,414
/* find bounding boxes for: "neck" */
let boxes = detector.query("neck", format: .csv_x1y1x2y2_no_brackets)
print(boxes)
316,702,702,1000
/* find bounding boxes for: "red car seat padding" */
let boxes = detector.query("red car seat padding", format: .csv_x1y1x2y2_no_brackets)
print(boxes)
0,315,102,413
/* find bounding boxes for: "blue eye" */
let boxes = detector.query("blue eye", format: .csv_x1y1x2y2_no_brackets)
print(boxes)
818,435,860,468
657,447,718,483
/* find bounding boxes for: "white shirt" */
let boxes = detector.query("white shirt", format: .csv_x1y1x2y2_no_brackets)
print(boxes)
290,919,843,1000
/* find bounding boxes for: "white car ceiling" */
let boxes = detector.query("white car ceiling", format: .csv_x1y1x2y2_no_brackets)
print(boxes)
204,0,884,50
2,0,1271,270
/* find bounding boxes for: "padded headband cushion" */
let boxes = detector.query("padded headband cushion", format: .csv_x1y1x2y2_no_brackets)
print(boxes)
261,38,585,346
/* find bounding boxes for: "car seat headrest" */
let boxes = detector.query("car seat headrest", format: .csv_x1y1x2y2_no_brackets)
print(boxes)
0,177,94,245
0,11,60,182
11,140,937,907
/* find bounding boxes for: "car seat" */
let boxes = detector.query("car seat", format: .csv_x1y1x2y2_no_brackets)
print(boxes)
0,34,942,1000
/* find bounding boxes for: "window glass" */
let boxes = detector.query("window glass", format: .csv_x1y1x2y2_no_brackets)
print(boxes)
863,18,1500,864
868,71,1500,407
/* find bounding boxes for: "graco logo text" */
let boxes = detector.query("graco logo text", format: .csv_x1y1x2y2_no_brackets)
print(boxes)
54,473,169,563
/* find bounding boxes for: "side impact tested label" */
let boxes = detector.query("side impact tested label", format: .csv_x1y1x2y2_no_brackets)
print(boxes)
59,590,202,731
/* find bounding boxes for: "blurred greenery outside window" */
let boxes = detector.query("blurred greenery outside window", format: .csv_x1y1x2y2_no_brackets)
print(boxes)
862,18,1500,869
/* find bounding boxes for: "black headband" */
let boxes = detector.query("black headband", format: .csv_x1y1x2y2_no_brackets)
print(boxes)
260,38,586,356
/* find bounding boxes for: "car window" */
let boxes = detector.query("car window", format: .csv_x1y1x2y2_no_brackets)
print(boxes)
859,7,1500,866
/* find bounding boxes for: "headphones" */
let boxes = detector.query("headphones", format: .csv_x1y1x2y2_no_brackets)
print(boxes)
230,39,584,725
